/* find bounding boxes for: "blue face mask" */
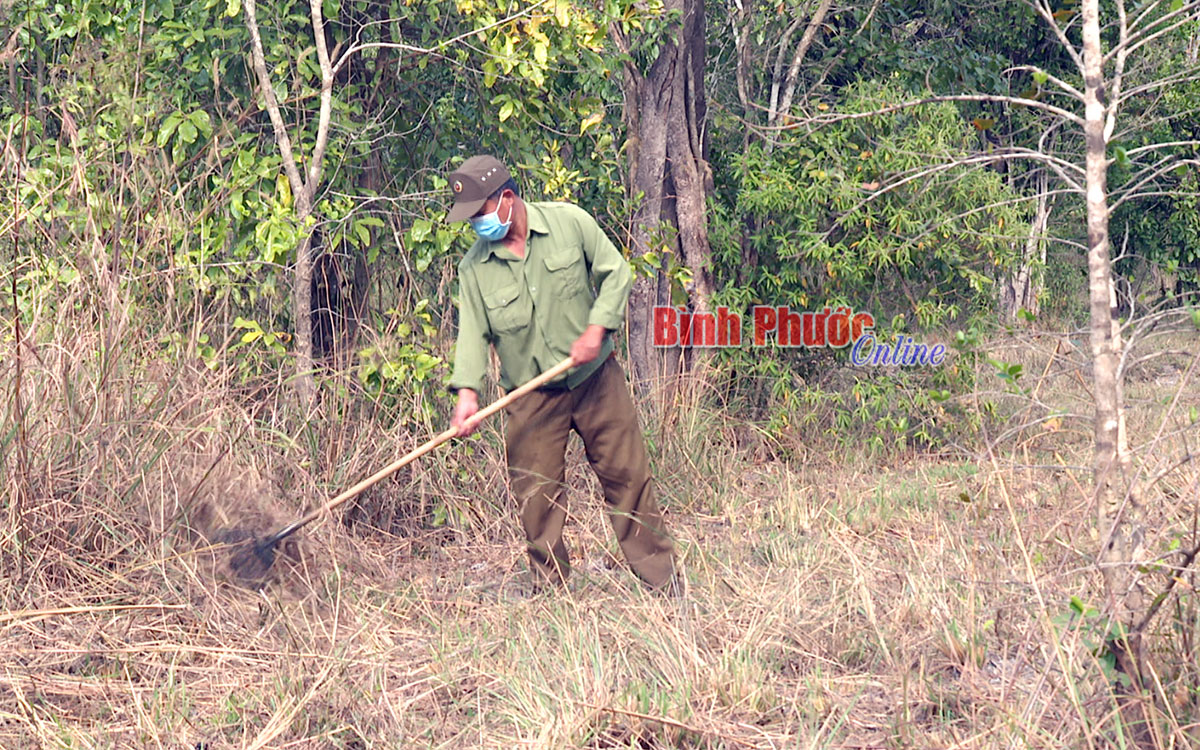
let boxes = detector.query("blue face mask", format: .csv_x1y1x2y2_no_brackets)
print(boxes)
470,194,513,242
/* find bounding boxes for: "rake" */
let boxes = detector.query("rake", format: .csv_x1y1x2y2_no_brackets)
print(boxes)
226,356,576,582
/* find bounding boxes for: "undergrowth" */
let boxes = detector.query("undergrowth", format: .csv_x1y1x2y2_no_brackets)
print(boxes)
4,273,1200,747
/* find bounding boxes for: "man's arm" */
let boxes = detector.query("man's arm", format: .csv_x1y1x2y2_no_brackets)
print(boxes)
449,264,490,435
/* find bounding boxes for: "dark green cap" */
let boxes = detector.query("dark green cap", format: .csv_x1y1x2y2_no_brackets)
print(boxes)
446,155,511,222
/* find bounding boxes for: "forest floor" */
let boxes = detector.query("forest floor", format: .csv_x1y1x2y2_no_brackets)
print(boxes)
3,326,1200,749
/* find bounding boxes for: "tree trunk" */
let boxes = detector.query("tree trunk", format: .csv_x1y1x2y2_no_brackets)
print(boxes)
1000,169,1053,320
615,0,710,396
292,215,316,403
244,0,335,410
617,27,674,393
1081,0,1147,729
666,0,714,316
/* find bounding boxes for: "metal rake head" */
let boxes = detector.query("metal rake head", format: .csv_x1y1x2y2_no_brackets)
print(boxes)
212,528,279,586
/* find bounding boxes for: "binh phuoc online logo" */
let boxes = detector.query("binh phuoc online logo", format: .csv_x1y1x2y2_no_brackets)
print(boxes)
652,306,947,366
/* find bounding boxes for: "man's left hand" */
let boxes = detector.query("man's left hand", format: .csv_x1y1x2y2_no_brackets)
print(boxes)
570,324,607,365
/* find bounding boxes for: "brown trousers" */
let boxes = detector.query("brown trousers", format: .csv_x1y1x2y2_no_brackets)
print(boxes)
504,355,676,587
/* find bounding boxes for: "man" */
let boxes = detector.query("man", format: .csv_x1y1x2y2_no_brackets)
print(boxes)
444,154,677,590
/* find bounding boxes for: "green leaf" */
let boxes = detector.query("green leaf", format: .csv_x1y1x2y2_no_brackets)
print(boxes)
1113,145,1130,170
177,120,198,145
189,110,212,139
358,362,377,384
354,221,370,247
157,111,184,148
580,111,604,134
410,218,433,243
225,0,241,16
1032,69,1049,86
498,100,515,122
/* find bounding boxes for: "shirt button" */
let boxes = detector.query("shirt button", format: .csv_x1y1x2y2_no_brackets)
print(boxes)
531,287,537,293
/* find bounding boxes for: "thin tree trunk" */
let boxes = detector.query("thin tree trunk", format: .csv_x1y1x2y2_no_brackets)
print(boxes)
1081,0,1148,727
666,0,714,317
767,0,833,134
1001,169,1053,320
244,0,336,410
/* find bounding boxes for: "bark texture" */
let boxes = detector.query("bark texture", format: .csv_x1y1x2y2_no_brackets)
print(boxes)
1081,0,1148,723
614,0,711,394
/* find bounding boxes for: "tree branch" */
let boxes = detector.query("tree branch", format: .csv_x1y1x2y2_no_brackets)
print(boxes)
735,0,755,120
330,0,551,79
1126,0,1170,36
790,94,1084,129
244,0,305,199
1113,2,1200,61
1116,67,1200,106
1110,158,1200,211
771,0,833,128
306,0,334,198
767,11,808,124
1025,0,1085,73
1006,64,1084,101
1105,0,1128,142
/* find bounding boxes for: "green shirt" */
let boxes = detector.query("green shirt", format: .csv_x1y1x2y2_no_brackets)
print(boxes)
449,201,632,393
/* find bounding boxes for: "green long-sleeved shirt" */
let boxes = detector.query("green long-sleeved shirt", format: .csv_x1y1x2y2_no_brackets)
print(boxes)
449,201,632,393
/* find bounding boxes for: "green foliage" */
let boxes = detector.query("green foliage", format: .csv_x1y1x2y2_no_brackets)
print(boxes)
704,80,1025,454
2,0,637,406
1052,597,1133,688
6,0,1194,470
357,301,442,395
716,80,1026,328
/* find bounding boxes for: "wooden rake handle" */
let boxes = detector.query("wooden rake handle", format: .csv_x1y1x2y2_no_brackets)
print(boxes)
264,356,577,546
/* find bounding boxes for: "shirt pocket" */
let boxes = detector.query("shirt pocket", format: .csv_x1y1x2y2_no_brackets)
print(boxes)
482,283,530,334
542,245,587,296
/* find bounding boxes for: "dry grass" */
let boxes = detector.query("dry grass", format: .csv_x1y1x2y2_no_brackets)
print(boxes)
3,311,1200,749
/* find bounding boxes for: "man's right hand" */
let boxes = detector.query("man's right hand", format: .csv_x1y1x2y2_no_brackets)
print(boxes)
451,389,480,437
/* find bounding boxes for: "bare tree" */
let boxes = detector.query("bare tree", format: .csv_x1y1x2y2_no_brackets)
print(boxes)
1077,0,1149,711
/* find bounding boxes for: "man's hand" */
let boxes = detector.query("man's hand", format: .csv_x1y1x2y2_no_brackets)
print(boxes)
570,324,607,366
451,389,480,437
